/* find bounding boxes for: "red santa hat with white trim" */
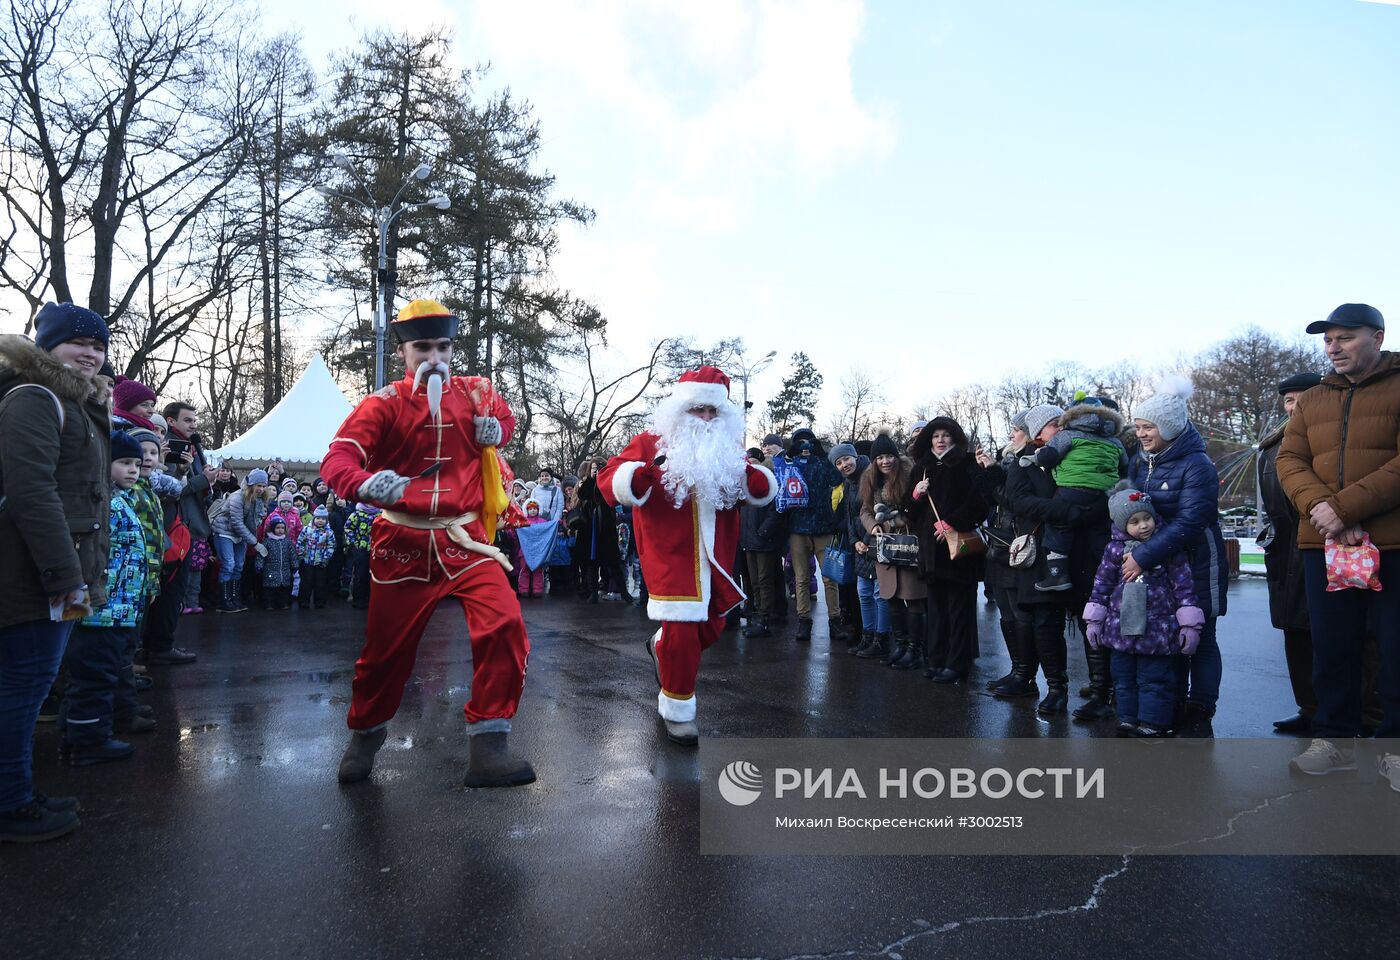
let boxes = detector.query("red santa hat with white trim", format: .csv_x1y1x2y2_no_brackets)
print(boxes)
671,365,732,409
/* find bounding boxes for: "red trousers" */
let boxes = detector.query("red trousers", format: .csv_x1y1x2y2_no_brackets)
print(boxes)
347,557,529,730
657,612,726,700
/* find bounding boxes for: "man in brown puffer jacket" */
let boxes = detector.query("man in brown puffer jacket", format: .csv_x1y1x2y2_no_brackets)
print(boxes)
1276,302,1400,779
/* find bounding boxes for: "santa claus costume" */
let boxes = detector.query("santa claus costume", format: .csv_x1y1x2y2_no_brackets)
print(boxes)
320,299,535,787
599,367,776,744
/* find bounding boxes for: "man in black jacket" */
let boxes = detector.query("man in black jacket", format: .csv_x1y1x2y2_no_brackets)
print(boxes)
140,401,218,665
741,449,785,638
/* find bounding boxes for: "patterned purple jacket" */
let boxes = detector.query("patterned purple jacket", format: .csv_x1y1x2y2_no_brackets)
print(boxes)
1087,529,1199,655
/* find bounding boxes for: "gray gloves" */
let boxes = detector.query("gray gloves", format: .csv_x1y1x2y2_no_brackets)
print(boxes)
358,469,411,507
474,416,503,446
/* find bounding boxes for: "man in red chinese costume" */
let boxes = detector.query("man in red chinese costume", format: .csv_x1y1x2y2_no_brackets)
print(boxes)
321,299,534,788
599,367,777,745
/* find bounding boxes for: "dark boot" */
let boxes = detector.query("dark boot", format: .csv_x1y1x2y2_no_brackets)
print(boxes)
743,618,771,639
882,630,908,666
893,611,927,670
1035,622,1069,716
881,606,908,665
1034,553,1073,592
337,727,388,783
795,618,812,643
0,799,80,843
463,732,536,787
856,632,889,660
997,620,1040,697
1179,700,1214,740
994,659,1040,698
63,738,135,766
216,581,238,613
849,630,874,656
1073,644,1116,721
987,619,1019,691
827,617,848,644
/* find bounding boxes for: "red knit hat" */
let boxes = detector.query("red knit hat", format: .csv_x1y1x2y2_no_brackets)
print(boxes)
113,378,157,412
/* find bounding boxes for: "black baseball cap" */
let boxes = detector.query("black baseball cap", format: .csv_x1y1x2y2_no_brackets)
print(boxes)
1306,303,1385,334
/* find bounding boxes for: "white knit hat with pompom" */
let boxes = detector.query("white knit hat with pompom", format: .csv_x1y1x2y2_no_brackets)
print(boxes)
1135,375,1194,441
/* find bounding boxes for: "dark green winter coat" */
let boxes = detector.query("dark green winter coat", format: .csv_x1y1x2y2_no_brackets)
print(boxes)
0,335,111,627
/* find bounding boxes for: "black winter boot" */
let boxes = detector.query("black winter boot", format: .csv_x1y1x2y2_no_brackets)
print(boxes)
850,630,875,656
998,620,1040,697
795,618,812,642
743,618,772,639
881,606,908,665
463,731,537,787
994,659,1040,699
1073,644,1116,721
827,617,848,644
893,611,927,670
856,632,888,660
1034,553,1073,592
987,618,1019,690
1179,700,1215,740
1035,623,1069,716
881,631,908,666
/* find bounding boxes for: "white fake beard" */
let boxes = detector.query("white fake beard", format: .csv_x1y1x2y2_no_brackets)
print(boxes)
652,396,748,510
413,360,451,421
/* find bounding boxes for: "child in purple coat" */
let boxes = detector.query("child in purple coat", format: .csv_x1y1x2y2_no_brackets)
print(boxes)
1083,488,1204,738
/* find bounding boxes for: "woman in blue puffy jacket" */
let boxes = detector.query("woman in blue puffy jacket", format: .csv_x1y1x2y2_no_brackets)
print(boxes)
1128,381,1229,738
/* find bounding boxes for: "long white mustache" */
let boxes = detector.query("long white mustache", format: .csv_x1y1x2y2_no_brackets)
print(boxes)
413,360,451,420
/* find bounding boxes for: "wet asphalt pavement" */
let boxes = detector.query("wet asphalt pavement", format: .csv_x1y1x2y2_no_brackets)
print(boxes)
4,577,1400,959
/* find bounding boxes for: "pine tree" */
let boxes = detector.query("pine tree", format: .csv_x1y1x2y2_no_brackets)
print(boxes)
764,352,823,434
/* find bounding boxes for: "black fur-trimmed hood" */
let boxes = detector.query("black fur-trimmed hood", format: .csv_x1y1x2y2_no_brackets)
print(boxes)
0,334,101,404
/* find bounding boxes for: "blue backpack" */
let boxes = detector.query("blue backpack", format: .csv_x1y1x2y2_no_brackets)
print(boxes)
773,457,810,513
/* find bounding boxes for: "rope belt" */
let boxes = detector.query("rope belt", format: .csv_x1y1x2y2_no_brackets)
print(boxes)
379,509,513,571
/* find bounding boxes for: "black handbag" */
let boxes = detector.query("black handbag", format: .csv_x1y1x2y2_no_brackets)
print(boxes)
875,532,921,567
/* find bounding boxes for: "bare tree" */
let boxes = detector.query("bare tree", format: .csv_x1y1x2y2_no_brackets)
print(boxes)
533,331,671,470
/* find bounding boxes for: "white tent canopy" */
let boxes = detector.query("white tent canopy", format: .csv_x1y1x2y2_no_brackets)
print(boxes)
210,353,355,466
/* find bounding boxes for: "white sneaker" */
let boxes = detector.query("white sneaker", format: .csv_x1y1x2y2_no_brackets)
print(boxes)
1378,753,1400,793
1290,738,1357,776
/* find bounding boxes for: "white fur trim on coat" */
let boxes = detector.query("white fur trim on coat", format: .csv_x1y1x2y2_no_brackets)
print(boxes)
610,460,653,509
657,690,696,722
746,463,777,508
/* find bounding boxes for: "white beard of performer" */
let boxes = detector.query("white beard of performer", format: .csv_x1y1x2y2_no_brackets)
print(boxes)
413,360,451,421
652,395,748,510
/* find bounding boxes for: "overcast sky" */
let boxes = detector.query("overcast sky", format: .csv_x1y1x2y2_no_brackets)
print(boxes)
10,1,1400,422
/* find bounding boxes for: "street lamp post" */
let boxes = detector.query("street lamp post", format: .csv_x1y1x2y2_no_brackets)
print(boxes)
731,349,778,444
317,150,451,390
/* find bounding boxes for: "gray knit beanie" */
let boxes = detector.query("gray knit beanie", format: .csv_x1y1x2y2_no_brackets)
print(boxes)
1010,408,1030,434
828,442,857,466
1109,488,1158,532
1135,376,1194,442
1024,403,1065,441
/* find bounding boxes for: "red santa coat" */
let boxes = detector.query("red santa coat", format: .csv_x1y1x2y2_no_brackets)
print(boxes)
600,431,776,622
321,373,515,583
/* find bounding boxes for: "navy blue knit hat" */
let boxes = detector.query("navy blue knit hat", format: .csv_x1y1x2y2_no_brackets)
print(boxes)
110,430,143,462
35,302,110,352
